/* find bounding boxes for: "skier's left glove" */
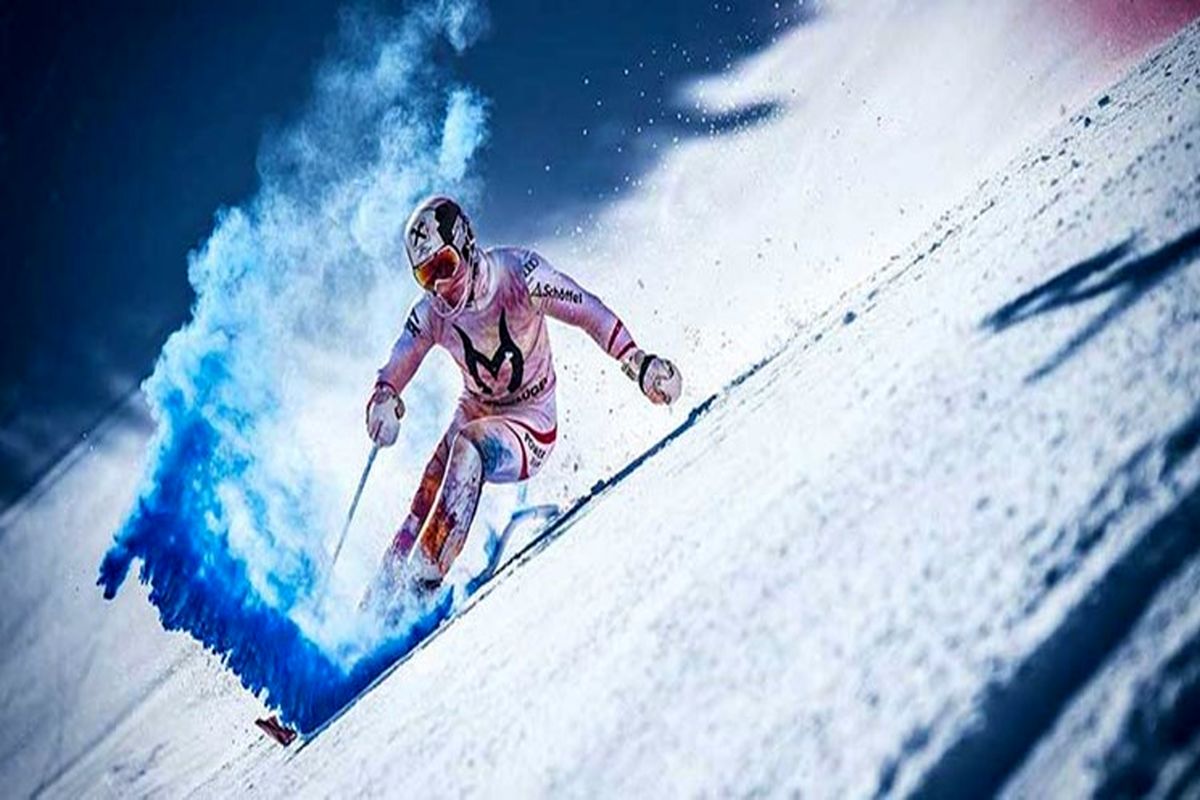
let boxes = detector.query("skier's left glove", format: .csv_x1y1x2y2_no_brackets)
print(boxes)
366,382,405,447
622,349,682,406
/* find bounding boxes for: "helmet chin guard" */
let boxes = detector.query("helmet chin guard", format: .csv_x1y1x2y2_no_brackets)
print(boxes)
430,271,471,317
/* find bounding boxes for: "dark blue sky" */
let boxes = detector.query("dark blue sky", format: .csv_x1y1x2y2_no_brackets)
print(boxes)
0,0,811,506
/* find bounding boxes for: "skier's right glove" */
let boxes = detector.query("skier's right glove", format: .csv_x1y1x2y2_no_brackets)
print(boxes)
365,382,405,447
622,349,682,406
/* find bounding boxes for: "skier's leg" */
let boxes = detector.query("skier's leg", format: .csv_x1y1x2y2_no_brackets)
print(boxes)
387,439,450,562
364,404,472,609
408,426,488,585
409,397,558,585
489,390,559,484
360,439,448,611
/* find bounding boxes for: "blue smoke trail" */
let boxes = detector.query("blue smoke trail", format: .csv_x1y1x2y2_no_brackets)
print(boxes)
97,0,491,733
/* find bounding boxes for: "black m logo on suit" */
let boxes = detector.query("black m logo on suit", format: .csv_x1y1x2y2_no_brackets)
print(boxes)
454,309,524,395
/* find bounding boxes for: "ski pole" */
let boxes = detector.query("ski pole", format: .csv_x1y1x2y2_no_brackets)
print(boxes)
319,443,379,601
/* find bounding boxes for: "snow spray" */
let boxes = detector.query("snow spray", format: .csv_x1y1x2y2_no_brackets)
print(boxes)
98,0,492,733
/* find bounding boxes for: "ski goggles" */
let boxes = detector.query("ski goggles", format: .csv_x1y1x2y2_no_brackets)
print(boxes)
412,246,463,292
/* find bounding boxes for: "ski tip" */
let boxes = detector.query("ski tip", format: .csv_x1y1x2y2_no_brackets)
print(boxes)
255,715,298,747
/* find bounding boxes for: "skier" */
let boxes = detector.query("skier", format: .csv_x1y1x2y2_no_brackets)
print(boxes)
363,195,681,608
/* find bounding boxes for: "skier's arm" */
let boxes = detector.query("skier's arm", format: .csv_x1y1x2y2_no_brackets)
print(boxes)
523,251,682,405
368,302,435,446
522,251,638,363
377,302,435,393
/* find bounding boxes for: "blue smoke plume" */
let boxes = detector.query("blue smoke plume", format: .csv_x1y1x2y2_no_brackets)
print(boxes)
97,0,492,733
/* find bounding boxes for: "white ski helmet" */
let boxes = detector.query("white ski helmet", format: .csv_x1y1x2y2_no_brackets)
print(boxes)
404,195,480,317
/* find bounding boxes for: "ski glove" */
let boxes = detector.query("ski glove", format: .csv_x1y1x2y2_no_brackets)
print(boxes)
366,382,405,447
622,349,682,406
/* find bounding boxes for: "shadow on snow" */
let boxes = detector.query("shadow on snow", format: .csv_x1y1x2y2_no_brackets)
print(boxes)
982,225,1200,381
899,402,1200,799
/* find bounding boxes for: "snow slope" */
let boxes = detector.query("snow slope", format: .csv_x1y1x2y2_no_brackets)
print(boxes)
3,3,1199,798
217,26,1200,797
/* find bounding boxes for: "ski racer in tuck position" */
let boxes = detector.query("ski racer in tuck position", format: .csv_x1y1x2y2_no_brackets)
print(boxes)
363,196,682,609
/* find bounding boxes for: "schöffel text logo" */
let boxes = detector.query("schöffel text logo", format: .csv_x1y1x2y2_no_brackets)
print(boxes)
530,283,583,304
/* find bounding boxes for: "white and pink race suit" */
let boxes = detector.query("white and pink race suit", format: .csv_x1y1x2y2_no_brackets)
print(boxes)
375,246,637,578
